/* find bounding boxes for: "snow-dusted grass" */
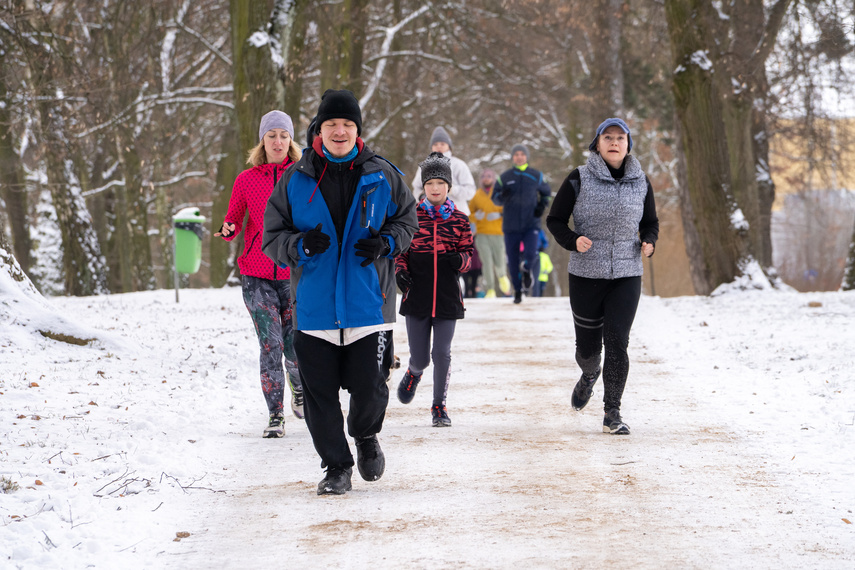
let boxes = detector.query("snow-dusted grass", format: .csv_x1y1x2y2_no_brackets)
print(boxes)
2,287,853,568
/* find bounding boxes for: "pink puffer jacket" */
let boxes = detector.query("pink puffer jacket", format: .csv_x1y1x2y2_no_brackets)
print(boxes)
222,161,292,280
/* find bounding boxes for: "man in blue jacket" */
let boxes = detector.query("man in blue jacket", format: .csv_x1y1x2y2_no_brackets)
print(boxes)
492,143,551,303
262,89,418,495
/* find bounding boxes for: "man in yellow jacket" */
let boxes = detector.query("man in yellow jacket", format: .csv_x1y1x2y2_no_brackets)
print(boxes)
468,169,511,298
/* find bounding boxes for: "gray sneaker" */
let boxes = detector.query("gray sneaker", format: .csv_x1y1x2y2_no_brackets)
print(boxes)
571,369,600,411
603,408,630,435
263,412,286,438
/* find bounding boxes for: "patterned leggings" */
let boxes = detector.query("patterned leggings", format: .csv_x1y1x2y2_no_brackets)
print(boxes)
242,275,301,414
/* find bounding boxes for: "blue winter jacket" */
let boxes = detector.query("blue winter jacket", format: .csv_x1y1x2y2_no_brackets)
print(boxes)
492,165,551,233
262,142,418,331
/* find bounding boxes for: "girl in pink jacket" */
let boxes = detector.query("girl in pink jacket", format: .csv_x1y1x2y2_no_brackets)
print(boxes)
215,110,303,438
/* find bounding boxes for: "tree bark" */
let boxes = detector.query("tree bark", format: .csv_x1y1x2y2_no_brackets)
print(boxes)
210,119,240,288
230,0,280,156
0,44,31,272
665,0,744,293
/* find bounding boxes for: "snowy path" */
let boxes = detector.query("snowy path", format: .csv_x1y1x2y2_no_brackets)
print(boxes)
3,289,853,568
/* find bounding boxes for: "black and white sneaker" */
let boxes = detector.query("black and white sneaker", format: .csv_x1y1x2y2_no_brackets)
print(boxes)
317,466,353,495
263,412,286,438
289,379,304,420
603,408,630,435
355,435,385,481
571,370,600,411
431,405,452,427
397,370,421,404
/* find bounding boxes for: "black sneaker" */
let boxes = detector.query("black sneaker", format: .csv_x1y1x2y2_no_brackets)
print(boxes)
513,290,522,304
355,435,385,481
397,370,422,404
317,466,353,495
263,412,285,438
603,408,630,435
431,405,452,427
522,268,533,293
571,369,600,411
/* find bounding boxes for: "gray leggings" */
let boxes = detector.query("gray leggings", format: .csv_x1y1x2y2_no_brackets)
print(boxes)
405,315,457,407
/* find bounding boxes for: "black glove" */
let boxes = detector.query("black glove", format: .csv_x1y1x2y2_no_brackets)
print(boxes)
533,203,546,218
442,252,463,272
354,226,390,267
396,270,413,293
303,223,331,256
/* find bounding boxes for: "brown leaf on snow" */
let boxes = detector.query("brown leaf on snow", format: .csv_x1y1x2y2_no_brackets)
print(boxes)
17,415,25,419
808,301,822,308
35,480,43,486
843,518,852,524
88,401,98,406
29,382,39,388
174,531,191,541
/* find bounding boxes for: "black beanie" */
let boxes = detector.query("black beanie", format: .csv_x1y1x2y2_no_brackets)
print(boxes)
315,89,362,136
420,152,453,187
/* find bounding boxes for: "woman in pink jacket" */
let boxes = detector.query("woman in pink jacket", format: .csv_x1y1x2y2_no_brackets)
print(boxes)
215,110,303,438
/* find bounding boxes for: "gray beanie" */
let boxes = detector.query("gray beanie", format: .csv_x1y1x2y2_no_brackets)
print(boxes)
420,152,453,187
258,110,294,142
510,143,529,161
430,126,453,149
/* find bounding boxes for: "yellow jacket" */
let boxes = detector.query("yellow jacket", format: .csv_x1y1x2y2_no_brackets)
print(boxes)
468,187,504,235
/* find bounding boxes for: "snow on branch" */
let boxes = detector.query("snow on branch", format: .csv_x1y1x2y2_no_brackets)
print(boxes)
363,50,476,71
173,21,232,66
360,4,431,110
362,96,419,143
534,102,573,159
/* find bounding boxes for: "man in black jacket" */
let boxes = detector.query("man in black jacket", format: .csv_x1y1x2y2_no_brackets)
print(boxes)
492,144,551,303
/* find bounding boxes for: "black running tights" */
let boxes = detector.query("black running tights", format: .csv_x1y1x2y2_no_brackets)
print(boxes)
568,274,641,412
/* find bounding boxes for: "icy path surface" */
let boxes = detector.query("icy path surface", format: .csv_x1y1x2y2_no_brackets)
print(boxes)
2,289,853,568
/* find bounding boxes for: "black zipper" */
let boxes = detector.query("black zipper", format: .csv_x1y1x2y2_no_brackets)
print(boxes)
273,165,279,279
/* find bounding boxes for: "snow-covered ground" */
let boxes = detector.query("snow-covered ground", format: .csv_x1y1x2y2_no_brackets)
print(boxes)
1,286,854,568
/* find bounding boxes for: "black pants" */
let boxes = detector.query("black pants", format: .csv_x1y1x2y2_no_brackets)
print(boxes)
568,274,641,412
294,331,392,469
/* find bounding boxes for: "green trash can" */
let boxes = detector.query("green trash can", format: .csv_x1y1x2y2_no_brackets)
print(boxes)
173,207,206,274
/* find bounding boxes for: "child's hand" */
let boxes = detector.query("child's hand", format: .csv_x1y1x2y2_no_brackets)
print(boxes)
396,270,413,293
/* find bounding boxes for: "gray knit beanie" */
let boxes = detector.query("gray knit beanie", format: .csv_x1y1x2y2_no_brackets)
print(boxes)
510,143,529,161
420,152,453,187
430,126,453,149
258,110,294,142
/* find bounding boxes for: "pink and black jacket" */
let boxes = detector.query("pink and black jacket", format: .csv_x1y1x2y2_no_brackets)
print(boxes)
396,199,474,320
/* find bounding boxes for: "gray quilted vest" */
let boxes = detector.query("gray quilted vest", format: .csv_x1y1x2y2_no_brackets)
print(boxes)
568,153,647,279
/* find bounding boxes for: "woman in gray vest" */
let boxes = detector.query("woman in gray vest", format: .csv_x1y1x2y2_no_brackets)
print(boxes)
546,118,659,435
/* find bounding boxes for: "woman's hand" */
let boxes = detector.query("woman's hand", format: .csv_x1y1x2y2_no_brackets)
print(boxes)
576,236,592,253
641,242,654,257
215,222,235,238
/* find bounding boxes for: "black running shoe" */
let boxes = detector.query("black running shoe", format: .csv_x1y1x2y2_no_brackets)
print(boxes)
571,370,600,411
603,408,630,435
397,370,421,404
513,290,522,304
317,466,353,495
355,435,385,481
431,405,452,427
263,412,285,438
522,268,533,293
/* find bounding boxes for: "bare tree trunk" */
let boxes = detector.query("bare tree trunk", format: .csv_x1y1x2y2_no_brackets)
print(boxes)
210,119,240,288
0,46,31,272
665,0,744,293
842,222,855,291
282,0,309,126
230,0,279,155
